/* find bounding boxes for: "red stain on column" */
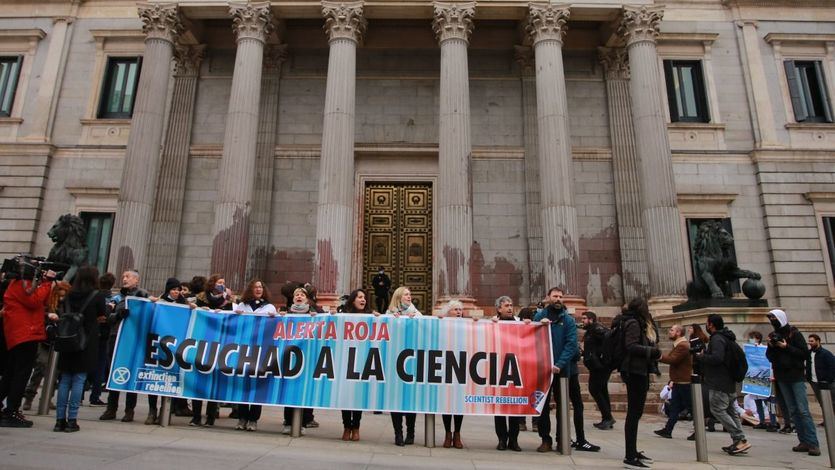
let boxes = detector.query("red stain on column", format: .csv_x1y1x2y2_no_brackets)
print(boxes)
315,239,337,294
210,206,250,292
442,245,464,296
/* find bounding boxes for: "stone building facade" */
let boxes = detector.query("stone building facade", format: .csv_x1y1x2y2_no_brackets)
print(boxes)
1,0,834,322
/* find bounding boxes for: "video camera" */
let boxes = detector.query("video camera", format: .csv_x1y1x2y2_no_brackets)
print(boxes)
0,254,69,281
689,337,705,354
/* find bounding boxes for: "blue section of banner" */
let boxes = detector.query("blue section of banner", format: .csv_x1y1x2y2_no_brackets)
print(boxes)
107,298,552,416
742,343,772,397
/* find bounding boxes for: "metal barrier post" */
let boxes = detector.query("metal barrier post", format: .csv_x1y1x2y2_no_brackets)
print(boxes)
424,414,435,447
37,347,59,416
818,382,835,468
558,376,571,456
159,397,171,427
690,374,708,463
290,408,303,437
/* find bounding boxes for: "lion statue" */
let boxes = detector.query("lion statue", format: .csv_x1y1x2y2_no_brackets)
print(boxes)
47,214,88,282
686,220,761,299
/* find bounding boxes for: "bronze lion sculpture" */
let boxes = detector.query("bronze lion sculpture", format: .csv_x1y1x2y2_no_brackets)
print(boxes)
686,220,761,299
47,214,88,282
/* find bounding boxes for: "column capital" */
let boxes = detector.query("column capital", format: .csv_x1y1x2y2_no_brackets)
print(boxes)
174,44,206,76
322,1,367,44
432,1,476,45
137,2,183,44
618,5,664,46
264,43,289,71
598,47,630,80
514,45,535,76
525,3,570,46
229,1,275,44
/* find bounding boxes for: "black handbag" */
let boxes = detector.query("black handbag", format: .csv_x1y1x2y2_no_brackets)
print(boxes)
54,291,96,353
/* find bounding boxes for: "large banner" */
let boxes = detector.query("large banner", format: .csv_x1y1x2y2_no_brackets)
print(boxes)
108,298,554,416
742,343,772,397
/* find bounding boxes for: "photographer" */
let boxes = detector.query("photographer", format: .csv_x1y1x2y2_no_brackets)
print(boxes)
0,263,55,428
766,309,820,456
99,270,148,422
694,314,750,455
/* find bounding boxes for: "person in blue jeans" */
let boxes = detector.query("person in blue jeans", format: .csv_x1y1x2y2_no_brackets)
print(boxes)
55,266,107,432
766,309,820,456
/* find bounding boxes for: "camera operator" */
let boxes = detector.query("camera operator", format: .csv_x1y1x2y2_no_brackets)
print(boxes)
766,309,820,456
99,270,148,423
0,264,55,427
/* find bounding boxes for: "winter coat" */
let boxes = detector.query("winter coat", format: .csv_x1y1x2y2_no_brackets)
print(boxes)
698,327,737,394
1,280,52,350
766,325,808,383
619,311,660,377
582,322,607,372
660,336,692,384
108,286,150,339
533,305,579,376
233,299,277,316
57,289,107,374
807,346,835,385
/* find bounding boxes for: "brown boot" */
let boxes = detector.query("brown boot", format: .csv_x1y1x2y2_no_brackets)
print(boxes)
351,428,360,441
99,408,117,421
536,441,552,453
342,428,351,441
443,431,453,448
121,409,134,422
453,432,463,449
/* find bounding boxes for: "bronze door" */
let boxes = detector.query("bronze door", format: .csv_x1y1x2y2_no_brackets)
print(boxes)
363,183,433,313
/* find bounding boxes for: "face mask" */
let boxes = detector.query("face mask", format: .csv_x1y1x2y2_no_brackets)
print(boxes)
770,319,782,329
748,338,756,344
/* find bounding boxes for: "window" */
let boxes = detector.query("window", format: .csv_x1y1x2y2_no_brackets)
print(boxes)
663,60,710,123
0,56,22,117
80,212,114,274
685,217,741,295
98,57,141,119
785,60,833,123
825,216,835,284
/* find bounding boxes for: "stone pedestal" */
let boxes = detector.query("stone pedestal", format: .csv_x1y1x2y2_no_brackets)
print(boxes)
109,3,182,275
210,2,273,291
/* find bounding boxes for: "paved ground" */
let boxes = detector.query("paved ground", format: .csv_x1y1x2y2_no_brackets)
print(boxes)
0,399,830,470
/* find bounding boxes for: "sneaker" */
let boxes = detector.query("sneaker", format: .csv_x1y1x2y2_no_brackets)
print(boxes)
728,439,751,455
636,451,654,464
809,447,821,456
594,419,615,430
306,419,320,428
89,398,107,407
779,425,794,434
623,458,651,469
246,421,257,432
0,411,33,428
236,419,246,430
189,419,201,427
575,441,601,452
653,429,672,439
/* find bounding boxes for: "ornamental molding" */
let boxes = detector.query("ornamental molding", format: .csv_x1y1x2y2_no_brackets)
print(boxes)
432,1,476,45
229,2,275,43
618,5,664,47
525,3,570,45
174,44,206,76
322,1,367,44
513,45,534,76
137,2,183,44
598,47,629,80
264,43,290,71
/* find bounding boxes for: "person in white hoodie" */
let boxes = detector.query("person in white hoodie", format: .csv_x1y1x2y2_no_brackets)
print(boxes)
232,279,276,432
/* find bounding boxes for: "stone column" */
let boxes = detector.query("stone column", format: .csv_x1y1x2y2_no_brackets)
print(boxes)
515,45,544,304
146,44,205,291
313,1,366,301
525,3,580,296
246,44,289,281
109,3,182,275
599,47,649,300
432,1,476,303
210,2,273,291
619,5,687,299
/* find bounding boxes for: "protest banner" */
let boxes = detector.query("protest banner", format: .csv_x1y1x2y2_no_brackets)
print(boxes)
742,343,772,397
107,298,554,416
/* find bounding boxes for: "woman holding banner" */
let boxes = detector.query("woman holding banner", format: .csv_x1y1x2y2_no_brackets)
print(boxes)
339,288,371,441
387,286,421,445
281,286,322,434
232,279,277,432
439,299,476,449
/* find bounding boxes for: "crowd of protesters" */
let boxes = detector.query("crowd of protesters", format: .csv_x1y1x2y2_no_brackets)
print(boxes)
0,263,831,468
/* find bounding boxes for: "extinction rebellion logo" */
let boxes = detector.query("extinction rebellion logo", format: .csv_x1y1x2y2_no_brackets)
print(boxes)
112,367,131,385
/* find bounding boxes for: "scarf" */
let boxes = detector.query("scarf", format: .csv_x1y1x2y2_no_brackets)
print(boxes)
290,303,310,314
247,298,265,311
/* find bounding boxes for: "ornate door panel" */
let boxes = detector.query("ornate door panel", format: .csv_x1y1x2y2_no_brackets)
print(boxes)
363,183,432,313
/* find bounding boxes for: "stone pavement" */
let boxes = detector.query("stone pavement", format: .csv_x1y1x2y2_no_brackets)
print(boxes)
0,401,830,470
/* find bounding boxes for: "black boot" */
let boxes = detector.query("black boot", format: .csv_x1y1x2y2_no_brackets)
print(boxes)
394,432,404,446
54,419,67,432
405,431,415,445
65,419,80,432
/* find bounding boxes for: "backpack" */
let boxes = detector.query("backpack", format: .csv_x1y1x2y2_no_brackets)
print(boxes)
725,337,749,383
601,316,627,372
54,291,96,353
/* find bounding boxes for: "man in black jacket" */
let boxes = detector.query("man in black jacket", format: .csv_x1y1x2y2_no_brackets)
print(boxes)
695,314,750,455
371,267,391,313
807,334,835,424
581,311,615,429
766,309,820,456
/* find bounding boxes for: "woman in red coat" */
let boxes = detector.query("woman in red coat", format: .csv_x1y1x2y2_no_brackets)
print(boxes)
0,269,54,427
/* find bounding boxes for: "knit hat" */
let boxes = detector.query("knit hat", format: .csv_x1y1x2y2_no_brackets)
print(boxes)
164,277,181,293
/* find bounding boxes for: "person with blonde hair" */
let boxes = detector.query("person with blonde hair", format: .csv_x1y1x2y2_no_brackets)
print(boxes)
387,286,421,445
386,286,421,317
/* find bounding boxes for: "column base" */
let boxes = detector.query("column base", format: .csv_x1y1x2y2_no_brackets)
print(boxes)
562,295,588,316
648,295,687,317
433,296,485,318
315,292,343,312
